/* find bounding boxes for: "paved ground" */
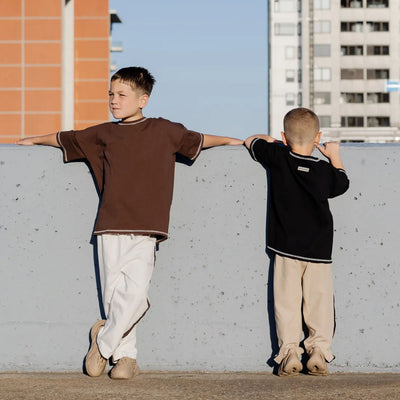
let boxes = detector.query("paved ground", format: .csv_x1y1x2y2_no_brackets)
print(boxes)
0,371,399,400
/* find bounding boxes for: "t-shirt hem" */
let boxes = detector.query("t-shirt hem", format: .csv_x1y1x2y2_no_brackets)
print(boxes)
57,131,69,162
249,138,260,161
190,133,203,160
268,246,332,264
94,229,168,243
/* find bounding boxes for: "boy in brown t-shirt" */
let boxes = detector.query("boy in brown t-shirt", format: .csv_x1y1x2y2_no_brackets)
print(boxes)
17,66,243,379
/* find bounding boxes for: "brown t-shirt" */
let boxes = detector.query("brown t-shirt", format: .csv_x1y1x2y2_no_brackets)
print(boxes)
57,117,204,242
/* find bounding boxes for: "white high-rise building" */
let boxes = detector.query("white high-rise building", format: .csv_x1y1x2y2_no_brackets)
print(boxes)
269,0,400,142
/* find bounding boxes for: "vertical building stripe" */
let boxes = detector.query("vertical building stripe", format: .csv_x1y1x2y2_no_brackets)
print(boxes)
62,0,74,130
21,0,25,137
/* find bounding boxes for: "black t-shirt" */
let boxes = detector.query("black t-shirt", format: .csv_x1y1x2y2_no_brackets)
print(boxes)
250,138,349,263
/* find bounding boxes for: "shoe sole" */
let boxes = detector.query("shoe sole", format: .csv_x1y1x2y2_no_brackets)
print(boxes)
308,369,329,376
110,364,140,380
278,363,303,377
85,320,106,377
278,370,301,377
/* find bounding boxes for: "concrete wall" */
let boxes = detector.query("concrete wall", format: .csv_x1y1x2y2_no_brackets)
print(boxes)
0,144,399,372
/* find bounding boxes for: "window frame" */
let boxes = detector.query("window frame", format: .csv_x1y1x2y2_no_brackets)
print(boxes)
366,69,389,79
341,92,364,103
341,45,364,56
341,116,364,127
274,22,296,36
366,45,389,55
314,44,331,57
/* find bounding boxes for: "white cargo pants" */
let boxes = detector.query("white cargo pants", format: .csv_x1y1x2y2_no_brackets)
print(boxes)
96,234,156,363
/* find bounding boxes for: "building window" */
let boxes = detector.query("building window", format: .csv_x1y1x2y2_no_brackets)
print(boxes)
341,93,364,103
366,92,389,103
285,46,296,59
341,0,362,7
367,0,388,8
367,69,389,79
341,45,363,55
341,21,363,32
314,68,331,81
297,46,302,59
341,116,364,127
298,92,302,106
275,23,296,35
314,44,331,57
319,116,331,127
314,20,331,33
367,116,390,126
366,45,389,55
341,69,364,79
366,21,389,31
314,0,330,9
286,93,296,106
286,70,296,82
274,0,297,12
315,92,331,105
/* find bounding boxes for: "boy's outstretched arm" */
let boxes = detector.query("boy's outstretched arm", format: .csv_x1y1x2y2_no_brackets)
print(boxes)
16,132,60,147
315,141,345,170
244,134,277,149
202,134,243,148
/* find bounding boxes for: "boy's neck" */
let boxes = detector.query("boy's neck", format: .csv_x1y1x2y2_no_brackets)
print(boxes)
289,144,315,156
121,111,144,123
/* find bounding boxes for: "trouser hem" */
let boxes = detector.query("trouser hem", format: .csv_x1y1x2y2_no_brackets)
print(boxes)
274,345,304,364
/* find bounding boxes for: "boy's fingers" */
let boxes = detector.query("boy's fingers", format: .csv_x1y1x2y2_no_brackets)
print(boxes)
16,139,33,145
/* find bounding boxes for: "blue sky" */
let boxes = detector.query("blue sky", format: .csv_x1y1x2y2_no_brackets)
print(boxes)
109,0,268,139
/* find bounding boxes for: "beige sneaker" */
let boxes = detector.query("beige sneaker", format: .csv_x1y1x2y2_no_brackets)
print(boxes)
278,348,303,377
110,357,140,380
85,320,107,377
307,347,329,376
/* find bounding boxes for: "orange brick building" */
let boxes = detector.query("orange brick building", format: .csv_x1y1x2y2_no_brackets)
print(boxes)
0,0,111,143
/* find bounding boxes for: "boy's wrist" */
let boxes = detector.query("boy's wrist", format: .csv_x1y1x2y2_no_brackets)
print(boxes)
329,155,344,169
229,138,244,145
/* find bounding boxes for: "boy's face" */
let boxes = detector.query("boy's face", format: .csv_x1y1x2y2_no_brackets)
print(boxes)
108,79,149,122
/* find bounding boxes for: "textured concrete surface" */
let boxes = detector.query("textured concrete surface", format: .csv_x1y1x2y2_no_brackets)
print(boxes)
0,372,399,400
1,144,400,372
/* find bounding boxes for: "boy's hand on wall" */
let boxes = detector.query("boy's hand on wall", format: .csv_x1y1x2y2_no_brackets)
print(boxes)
315,142,345,170
15,133,60,147
315,141,339,158
15,138,36,145
244,134,277,149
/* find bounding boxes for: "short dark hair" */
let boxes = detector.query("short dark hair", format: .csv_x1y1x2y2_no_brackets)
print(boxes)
111,67,156,95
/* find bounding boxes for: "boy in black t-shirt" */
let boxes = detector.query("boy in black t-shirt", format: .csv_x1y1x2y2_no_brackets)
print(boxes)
245,108,349,376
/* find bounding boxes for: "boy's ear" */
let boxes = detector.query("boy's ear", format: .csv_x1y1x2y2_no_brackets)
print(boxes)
315,131,322,144
281,131,288,146
139,94,149,109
